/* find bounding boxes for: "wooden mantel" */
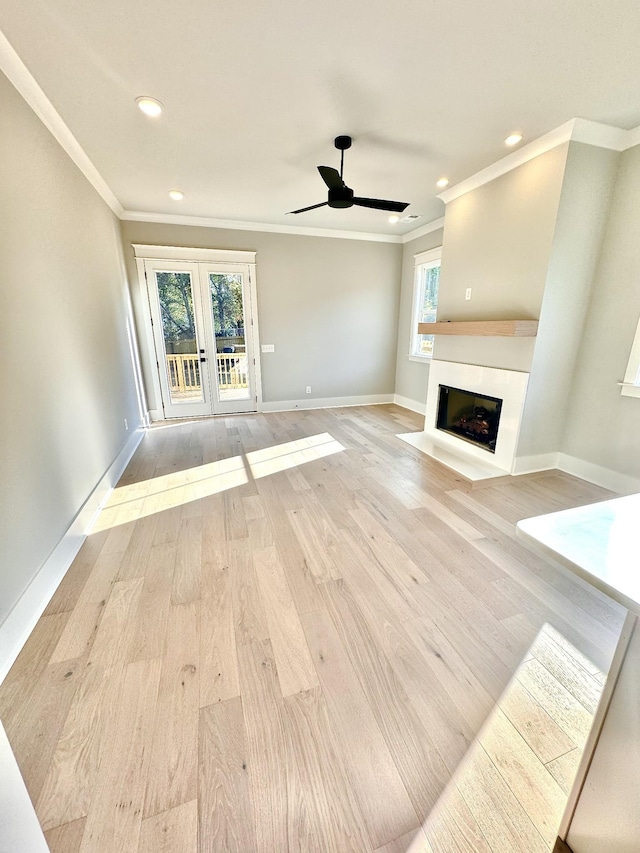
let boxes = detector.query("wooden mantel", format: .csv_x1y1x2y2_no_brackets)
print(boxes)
418,319,538,337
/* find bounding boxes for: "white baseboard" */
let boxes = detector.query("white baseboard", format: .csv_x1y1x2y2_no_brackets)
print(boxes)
512,452,559,475
260,393,394,413
0,427,145,684
557,453,640,495
393,394,427,415
504,451,639,492
394,434,638,493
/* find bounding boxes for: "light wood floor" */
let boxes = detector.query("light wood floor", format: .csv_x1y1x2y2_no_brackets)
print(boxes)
0,405,624,852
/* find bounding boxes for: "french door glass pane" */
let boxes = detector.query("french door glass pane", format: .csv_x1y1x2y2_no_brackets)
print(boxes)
155,271,204,404
208,273,250,401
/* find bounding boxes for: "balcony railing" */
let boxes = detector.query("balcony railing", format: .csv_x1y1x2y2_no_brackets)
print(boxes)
216,352,248,390
166,353,201,394
166,352,248,399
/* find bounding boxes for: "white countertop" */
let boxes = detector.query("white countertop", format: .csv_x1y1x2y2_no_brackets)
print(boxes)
517,493,640,616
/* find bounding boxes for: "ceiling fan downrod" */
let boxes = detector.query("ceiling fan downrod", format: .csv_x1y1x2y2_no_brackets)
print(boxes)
334,135,352,180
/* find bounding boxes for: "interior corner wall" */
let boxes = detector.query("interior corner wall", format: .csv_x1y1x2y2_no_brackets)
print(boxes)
516,142,619,459
560,143,640,482
0,71,141,624
119,221,403,411
434,143,570,372
393,228,444,408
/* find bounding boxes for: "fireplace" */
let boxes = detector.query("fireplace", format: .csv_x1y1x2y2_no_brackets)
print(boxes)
436,385,503,453
396,360,530,480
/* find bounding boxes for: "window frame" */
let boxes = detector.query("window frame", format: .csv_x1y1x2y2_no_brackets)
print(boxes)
621,314,640,398
408,247,442,362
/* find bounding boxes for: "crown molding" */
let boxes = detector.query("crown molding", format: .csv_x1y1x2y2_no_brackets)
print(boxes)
401,217,445,244
570,117,628,150
438,119,640,205
623,124,640,151
0,30,123,217
437,120,577,204
121,210,404,243
573,118,640,151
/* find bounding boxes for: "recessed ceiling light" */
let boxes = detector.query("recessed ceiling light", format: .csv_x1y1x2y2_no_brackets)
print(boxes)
168,190,184,201
436,177,449,188
136,96,163,118
388,214,400,224
505,132,523,147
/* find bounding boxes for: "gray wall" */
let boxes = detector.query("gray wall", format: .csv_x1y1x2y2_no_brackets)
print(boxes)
517,142,619,459
434,143,570,371
120,221,403,410
393,227,444,407
561,143,640,481
0,71,141,623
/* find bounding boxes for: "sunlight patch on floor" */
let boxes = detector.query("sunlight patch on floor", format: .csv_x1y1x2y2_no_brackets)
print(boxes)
90,433,344,531
246,432,345,479
401,623,602,852
91,455,248,532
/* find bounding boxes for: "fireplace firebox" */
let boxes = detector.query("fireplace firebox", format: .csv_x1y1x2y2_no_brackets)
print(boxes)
436,385,503,453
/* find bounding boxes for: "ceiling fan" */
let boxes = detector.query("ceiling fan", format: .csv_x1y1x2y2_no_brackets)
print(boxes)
288,135,410,215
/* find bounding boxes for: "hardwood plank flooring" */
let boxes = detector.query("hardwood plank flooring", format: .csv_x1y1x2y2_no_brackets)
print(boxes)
6,656,85,806
143,601,200,819
253,545,319,698
0,405,624,851
78,656,161,851
282,686,372,851
237,639,289,851
301,607,420,847
44,818,87,853
198,697,254,851
138,800,198,853
375,828,435,853
199,564,240,708
0,613,70,707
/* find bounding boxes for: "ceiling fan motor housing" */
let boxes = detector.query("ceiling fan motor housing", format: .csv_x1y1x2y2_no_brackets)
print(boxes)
334,135,352,150
328,186,354,208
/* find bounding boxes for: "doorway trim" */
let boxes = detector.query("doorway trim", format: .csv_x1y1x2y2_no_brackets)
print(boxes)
132,244,263,420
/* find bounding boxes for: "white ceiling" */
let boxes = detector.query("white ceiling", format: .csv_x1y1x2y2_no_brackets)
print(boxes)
2,0,640,236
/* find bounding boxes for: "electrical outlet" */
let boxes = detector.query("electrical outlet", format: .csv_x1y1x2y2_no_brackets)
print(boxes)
305,386,312,394
465,288,472,301
124,418,128,430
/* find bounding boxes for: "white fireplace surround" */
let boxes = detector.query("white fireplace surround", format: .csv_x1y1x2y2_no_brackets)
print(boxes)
398,360,530,480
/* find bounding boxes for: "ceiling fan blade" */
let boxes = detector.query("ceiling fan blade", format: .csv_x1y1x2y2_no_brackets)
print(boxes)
352,197,409,213
318,166,345,190
287,201,329,214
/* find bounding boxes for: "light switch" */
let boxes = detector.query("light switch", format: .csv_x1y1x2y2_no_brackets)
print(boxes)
261,344,275,353
465,288,472,301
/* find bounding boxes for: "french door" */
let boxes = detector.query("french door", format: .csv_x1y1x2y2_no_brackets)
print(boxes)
143,258,259,418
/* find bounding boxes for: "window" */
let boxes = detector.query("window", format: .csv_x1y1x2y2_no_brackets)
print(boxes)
409,247,442,360
621,313,640,398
